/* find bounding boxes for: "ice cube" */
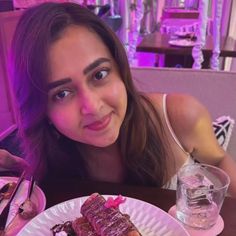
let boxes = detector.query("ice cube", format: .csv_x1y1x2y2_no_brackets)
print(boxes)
201,175,214,188
187,185,213,197
183,174,214,207
181,175,202,188
182,173,214,189
186,186,213,206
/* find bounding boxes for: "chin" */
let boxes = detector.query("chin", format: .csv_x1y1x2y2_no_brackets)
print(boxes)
88,132,119,148
93,137,117,147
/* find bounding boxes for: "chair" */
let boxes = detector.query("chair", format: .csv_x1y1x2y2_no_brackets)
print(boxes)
103,15,122,32
86,3,122,32
0,0,14,12
160,1,200,35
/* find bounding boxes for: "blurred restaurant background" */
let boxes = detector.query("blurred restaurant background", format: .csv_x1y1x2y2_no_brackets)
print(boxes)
1,0,236,70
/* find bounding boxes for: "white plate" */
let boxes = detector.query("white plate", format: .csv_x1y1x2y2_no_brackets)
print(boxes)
174,31,194,38
17,195,190,236
169,39,196,47
0,176,46,235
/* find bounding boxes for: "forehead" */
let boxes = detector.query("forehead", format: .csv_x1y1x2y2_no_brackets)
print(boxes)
47,25,115,81
50,24,109,53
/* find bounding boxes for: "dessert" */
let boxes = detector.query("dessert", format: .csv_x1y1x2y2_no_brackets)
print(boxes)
51,193,141,236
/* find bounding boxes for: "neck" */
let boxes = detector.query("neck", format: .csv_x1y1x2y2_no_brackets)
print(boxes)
78,142,126,183
82,142,118,155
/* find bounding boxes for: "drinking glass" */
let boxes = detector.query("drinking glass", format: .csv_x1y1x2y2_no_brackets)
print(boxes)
176,163,230,229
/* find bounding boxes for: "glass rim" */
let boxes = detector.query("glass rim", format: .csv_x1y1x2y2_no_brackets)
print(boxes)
178,163,230,191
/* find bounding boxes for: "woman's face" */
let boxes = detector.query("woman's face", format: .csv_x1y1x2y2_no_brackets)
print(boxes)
47,25,127,147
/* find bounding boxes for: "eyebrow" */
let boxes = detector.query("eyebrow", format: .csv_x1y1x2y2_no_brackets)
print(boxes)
47,78,72,90
47,57,111,91
83,57,111,75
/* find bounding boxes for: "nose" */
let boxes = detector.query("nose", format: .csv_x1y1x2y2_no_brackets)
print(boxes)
79,88,102,115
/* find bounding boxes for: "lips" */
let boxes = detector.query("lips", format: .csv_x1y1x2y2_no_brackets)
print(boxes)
85,113,112,131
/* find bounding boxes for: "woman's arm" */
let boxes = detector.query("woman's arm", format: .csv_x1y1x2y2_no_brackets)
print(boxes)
167,94,236,198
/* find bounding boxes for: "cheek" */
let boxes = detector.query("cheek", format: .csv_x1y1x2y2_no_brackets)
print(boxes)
48,108,78,131
108,82,127,112
109,83,127,121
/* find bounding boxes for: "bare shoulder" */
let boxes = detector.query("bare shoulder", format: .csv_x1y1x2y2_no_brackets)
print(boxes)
167,93,223,156
147,93,214,153
144,92,163,109
143,92,208,132
145,92,208,123
166,93,209,127
166,93,213,138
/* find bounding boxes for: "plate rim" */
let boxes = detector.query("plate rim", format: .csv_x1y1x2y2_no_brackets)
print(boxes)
168,39,196,47
0,176,47,212
17,194,190,236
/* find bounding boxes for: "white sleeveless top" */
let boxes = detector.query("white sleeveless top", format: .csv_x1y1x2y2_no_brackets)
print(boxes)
162,94,194,190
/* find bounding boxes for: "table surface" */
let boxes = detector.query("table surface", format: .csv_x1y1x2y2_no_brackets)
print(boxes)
40,178,236,236
136,32,236,58
162,9,199,19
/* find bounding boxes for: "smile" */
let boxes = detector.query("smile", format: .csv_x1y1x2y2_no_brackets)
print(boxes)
85,113,112,131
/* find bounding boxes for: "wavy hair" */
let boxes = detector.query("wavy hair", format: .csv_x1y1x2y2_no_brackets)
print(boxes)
10,2,169,186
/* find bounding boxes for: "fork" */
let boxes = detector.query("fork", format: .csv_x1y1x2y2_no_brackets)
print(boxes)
0,171,26,233
18,175,37,219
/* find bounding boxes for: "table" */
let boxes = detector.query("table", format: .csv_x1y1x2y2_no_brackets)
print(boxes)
161,9,199,19
136,32,236,68
41,178,236,236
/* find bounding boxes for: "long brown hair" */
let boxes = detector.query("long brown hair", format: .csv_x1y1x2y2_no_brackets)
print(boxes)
10,2,168,186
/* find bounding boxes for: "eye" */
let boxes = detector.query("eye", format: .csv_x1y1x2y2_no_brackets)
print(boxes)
54,90,71,101
94,69,109,81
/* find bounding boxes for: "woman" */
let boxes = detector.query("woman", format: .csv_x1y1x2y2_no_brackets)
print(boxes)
1,2,236,197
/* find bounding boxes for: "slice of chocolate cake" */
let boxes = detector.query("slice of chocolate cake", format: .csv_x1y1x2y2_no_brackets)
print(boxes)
51,218,97,236
72,217,99,236
80,193,141,236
